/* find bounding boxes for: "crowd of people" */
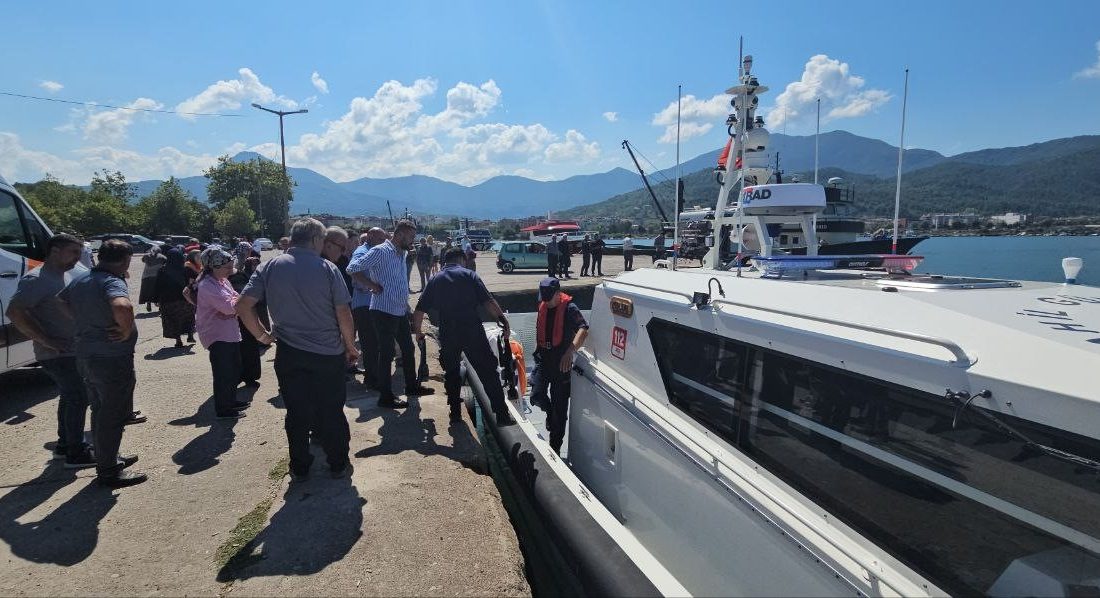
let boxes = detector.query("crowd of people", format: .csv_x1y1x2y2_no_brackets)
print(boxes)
5,219,592,489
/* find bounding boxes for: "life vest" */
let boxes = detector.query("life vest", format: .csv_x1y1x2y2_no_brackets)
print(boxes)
716,138,742,170
536,292,572,351
509,338,527,396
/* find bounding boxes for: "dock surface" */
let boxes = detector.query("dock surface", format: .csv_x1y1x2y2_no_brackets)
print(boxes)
0,251,531,596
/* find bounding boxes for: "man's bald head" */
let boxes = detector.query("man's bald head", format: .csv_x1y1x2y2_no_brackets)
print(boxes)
367,227,387,247
359,233,371,245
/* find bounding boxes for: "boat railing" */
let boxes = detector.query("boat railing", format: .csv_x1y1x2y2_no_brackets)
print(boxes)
711,298,974,367
601,278,974,367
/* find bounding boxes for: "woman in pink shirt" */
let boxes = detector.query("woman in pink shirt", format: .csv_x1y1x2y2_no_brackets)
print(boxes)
195,248,248,419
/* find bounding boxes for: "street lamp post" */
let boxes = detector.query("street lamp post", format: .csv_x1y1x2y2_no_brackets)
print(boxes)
251,103,307,236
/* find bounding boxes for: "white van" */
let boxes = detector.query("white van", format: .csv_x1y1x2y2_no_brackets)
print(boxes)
0,173,54,373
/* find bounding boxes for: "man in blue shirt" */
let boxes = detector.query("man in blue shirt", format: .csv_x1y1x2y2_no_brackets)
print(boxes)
348,220,434,407
61,240,146,487
348,228,387,388
412,248,514,424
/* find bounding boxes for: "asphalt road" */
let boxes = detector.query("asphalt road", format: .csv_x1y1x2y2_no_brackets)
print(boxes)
0,252,530,596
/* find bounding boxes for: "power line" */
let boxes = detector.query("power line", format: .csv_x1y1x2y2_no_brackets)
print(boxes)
0,91,245,117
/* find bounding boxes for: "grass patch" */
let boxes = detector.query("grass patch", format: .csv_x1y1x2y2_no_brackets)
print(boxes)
214,457,289,573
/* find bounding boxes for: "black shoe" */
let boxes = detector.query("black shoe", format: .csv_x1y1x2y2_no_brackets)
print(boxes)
98,470,147,488
52,444,68,460
330,462,354,479
64,451,97,470
174,339,184,348
289,469,310,483
406,385,435,396
232,401,251,410
495,412,517,426
186,336,195,344
378,396,409,408
242,379,260,388
449,404,462,422
215,411,246,420
124,414,147,425
118,454,139,468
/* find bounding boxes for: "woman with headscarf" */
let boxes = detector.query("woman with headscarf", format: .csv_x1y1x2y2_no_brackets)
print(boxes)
155,248,196,347
228,241,264,386
138,245,166,312
194,247,248,419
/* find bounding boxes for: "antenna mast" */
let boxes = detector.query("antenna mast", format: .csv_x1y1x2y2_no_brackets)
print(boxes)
891,68,910,255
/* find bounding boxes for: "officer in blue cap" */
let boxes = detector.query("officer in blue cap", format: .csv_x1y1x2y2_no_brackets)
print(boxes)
412,247,515,424
529,277,588,454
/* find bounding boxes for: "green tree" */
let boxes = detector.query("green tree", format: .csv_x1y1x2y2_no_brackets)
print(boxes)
204,155,293,239
214,196,258,238
17,175,134,236
90,169,135,204
138,177,206,236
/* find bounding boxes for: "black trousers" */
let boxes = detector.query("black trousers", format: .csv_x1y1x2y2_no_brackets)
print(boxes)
623,250,634,270
371,310,416,399
352,306,378,386
77,355,136,477
592,252,604,275
238,319,262,383
209,341,242,415
439,325,508,415
417,263,431,291
530,353,571,454
580,253,590,275
273,342,350,475
40,356,90,458
558,254,570,277
546,254,557,277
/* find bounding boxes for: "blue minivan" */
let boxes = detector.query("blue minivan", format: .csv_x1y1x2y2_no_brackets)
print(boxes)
496,242,549,273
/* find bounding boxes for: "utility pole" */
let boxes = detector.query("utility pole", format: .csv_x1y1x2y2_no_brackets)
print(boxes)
251,103,307,236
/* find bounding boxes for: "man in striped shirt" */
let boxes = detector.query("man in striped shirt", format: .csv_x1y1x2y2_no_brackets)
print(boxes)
347,220,435,407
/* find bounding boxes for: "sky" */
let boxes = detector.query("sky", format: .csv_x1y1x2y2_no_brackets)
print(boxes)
3,0,1099,187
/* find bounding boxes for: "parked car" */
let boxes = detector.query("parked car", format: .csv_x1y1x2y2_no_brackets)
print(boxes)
88,233,163,253
253,237,274,251
0,172,54,373
496,242,550,273
158,235,193,247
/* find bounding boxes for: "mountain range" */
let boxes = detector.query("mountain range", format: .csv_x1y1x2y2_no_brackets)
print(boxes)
123,131,1100,219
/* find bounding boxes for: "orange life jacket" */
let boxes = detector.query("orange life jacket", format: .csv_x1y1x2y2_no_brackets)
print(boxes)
509,338,527,396
536,293,572,350
716,138,742,170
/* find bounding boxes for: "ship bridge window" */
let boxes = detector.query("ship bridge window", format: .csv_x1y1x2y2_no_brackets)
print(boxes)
648,318,1100,596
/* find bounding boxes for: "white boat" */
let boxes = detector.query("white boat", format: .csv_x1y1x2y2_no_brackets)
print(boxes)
463,51,1100,597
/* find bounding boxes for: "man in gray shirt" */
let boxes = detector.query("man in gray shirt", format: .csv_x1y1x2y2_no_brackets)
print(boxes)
61,239,146,488
237,218,359,481
6,233,93,468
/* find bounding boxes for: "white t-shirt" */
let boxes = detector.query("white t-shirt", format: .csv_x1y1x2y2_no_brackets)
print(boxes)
622,237,634,251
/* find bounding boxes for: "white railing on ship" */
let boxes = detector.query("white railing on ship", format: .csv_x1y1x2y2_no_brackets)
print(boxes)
602,279,974,367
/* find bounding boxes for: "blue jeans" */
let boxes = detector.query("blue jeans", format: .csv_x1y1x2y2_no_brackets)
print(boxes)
39,356,90,458
77,355,136,476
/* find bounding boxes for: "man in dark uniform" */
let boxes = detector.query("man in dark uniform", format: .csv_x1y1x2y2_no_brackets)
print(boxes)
412,248,515,425
529,277,589,454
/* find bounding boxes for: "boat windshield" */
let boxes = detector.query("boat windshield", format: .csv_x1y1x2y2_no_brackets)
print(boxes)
648,318,1100,595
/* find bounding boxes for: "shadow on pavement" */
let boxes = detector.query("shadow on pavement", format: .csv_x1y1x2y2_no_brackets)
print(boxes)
0,464,117,565
355,397,483,473
215,475,365,582
0,369,56,426
143,345,195,360
168,395,240,475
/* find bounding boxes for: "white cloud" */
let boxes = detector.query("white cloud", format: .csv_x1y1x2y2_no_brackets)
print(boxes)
545,130,600,163
767,54,891,130
652,94,728,143
277,78,600,184
1074,40,1100,79
0,131,233,184
82,97,164,143
311,71,329,94
176,67,298,119
602,111,618,122
39,80,64,93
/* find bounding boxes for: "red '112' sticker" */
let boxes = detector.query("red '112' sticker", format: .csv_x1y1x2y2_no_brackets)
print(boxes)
611,326,627,359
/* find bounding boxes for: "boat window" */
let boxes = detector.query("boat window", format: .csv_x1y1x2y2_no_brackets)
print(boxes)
647,318,1100,595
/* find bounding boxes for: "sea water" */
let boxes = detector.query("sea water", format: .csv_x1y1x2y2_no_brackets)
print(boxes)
913,236,1100,286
